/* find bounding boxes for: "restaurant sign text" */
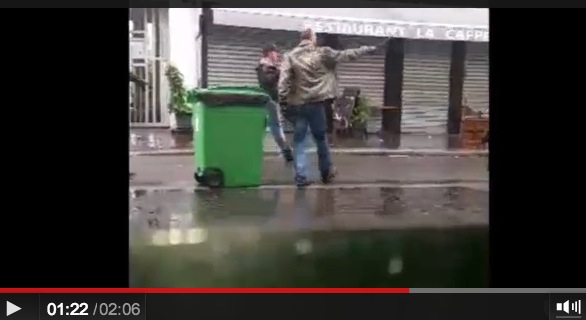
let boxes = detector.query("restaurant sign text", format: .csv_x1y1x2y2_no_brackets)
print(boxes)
303,20,489,42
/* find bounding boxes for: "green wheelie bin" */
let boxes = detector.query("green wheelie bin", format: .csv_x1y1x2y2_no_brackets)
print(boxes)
190,86,269,188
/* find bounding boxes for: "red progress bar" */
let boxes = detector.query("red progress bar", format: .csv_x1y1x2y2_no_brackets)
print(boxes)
0,288,410,294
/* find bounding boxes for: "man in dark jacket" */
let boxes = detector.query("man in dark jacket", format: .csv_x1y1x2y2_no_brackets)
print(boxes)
256,44,294,163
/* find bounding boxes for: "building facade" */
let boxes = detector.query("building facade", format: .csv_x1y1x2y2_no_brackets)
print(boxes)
162,8,488,134
129,8,171,128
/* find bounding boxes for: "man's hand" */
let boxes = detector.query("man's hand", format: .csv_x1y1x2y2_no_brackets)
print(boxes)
278,99,288,114
375,36,393,50
361,36,393,56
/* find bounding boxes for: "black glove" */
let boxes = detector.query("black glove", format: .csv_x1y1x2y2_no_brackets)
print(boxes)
279,101,288,113
280,103,297,124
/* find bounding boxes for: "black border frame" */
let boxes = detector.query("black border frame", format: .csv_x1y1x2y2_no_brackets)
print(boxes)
1,9,130,288
489,9,585,288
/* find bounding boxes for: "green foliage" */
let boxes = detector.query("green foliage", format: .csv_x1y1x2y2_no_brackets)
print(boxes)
165,63,192,115
351,95,371,127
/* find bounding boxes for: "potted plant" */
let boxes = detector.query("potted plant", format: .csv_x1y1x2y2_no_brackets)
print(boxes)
165,63,193,131
349,95,370,138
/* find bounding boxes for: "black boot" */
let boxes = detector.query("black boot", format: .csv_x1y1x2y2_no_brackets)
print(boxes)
282,147,294,164
295,175,312,188
321,167,337,184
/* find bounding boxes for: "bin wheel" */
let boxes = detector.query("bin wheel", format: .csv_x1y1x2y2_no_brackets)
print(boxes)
204,168,224,188
195,168,224,188
194,172,203,184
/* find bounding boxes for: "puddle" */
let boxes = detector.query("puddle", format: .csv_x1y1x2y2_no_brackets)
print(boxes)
129,186,488,287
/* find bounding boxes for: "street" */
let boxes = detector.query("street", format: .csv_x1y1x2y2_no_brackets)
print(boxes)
130,154,488,189
129,155,488,288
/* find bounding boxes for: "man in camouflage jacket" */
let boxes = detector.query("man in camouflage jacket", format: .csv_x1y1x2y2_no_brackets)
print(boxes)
278,29,390,187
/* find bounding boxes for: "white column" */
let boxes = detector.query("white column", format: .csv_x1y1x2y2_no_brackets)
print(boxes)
157,8,171,127
168,8,202,129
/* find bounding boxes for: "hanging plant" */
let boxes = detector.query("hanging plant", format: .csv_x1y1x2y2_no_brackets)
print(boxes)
165,63,192,115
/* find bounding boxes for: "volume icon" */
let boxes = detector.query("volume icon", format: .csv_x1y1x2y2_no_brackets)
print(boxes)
557,300,582,315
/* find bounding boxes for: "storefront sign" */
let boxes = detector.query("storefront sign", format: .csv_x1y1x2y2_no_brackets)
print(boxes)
303,20,489,42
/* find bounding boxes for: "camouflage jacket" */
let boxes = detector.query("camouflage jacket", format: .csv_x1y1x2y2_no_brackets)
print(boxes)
278,40,376,106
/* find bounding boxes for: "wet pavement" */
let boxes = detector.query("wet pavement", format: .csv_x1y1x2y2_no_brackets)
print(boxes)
130,154,488,189
130,129,474,152
130,186,488,288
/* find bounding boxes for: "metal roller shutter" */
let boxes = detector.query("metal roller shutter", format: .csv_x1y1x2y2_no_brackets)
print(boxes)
209,26,386,133
208,26,298,131
402,40,452,134
464,42,489,112
208,25,297,87
336,35,385,133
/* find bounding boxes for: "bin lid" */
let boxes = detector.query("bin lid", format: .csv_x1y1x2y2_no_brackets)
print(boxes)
189,86,269,107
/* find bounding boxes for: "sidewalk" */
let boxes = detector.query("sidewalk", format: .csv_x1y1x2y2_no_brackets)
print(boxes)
130,154,489,189
130,129,489,157
130,147,488,157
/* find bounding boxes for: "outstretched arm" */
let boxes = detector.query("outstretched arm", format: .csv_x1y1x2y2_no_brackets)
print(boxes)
320,46,376,65
278,54,294,104
320,36,392,67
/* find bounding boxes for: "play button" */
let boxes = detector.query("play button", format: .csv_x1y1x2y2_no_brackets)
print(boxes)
0,295,36,319
6,301,20,317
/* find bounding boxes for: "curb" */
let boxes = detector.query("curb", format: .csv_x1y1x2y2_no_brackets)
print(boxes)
130,148,488,157
129,181,489,195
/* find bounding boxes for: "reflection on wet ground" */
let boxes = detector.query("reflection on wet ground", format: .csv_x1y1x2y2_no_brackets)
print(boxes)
130,186,488,287
129,129,467,152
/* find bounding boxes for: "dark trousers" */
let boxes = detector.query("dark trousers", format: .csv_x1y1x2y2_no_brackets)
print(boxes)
284,99,334,133
324,100,334,134
292,102,333,179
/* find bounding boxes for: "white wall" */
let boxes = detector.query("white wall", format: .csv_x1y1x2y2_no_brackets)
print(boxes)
169,8,202,89
168,8,202,128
